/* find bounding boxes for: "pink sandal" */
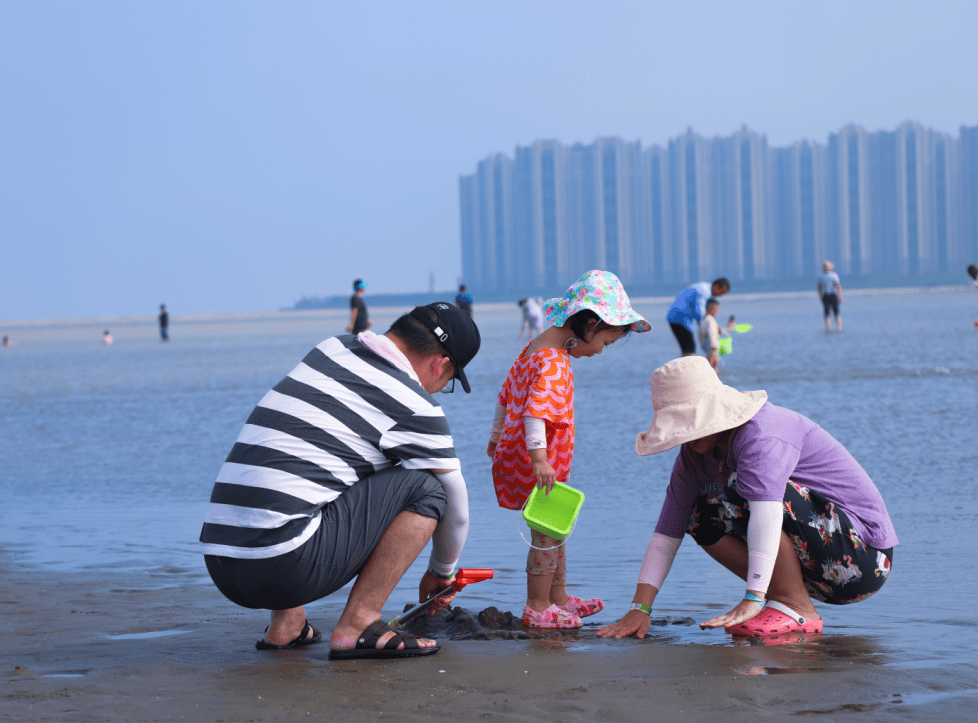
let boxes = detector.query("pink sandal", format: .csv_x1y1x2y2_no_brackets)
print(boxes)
726,601,823,636
560,595,605,618
522,604,583,629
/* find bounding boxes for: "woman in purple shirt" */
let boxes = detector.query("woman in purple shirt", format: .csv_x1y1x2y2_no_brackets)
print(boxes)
597,356,897,640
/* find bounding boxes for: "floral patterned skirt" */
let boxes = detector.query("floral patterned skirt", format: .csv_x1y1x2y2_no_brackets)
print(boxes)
686,474,893,605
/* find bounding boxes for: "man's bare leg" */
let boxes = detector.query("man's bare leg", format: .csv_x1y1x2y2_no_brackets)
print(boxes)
263,606,315,646
702,532,820,619
329,511,439,651
262,512,438,649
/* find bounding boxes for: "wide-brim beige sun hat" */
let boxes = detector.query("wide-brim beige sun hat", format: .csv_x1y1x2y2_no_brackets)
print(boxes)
635,356,768,456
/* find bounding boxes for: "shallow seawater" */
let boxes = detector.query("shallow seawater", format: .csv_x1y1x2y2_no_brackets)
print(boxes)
2,288,976,671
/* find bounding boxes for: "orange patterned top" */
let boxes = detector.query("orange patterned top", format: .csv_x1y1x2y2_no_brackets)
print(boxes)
492,345,575,510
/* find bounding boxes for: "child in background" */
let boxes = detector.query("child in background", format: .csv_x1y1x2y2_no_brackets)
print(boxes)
101,330,114,345
698,298,722,373
517,297,545,339
488,270,651,628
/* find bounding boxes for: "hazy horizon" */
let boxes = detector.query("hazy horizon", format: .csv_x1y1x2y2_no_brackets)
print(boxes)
3,1,977,322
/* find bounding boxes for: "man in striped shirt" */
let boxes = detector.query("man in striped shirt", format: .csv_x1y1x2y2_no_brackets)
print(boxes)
201,303,480,659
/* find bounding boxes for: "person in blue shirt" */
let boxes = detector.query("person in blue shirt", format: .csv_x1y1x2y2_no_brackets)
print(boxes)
666,278,730,356
455,284,474,317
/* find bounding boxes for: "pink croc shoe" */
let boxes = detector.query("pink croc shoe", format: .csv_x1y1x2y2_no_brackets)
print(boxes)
522,604,583,629
726,601,823,636
560,596,605,618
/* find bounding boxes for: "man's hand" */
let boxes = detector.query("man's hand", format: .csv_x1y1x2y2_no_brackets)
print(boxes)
419,570,456,616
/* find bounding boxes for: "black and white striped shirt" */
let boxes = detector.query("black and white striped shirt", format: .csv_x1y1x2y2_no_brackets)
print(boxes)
200,335,460,559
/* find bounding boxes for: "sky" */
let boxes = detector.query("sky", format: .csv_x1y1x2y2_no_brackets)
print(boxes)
2,1,977,321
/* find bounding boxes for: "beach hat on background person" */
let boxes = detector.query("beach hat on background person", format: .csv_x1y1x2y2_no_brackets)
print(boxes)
635,356,767,456
543,270,651,333
408,302,481,393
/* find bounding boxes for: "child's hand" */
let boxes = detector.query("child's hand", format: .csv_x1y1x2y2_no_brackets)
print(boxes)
531,460,557,495
486,440,497,458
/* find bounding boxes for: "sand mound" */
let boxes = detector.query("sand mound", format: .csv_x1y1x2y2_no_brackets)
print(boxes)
400,604,695,640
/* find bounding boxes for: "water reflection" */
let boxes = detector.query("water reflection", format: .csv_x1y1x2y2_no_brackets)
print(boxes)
741,666,824,675
107,629,191,640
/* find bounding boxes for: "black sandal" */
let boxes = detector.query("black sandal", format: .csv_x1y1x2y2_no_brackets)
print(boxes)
328,620,441,660
255,620,322,650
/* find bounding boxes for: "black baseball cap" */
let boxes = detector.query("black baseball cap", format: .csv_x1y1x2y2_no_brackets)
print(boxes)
408,302,481,393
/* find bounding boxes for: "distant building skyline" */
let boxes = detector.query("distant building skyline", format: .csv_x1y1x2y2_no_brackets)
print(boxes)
459,121,978,290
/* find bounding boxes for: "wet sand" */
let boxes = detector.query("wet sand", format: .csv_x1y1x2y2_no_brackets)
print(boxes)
2,558,974,722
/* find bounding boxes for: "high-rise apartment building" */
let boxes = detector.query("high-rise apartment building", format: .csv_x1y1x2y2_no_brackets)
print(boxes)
460,122,976,290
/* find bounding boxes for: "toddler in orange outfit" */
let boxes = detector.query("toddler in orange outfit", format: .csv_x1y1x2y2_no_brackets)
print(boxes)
488,271,651,628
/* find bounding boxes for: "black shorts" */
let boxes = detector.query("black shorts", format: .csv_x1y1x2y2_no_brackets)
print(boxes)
669,323,697,355
821,293,840,318
686,474,893,605
204,467,446,610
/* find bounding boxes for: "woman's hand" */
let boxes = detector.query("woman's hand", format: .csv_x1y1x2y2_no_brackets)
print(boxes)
699,599,763,630
596,610,652,639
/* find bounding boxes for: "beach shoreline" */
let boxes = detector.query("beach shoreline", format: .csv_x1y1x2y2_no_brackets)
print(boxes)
2,556,973,722
1,283,973,329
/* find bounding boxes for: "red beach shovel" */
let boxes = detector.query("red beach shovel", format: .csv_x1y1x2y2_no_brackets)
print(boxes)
388,568,494,629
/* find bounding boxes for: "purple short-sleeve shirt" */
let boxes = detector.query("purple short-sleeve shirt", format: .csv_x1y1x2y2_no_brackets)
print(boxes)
653,403,898,550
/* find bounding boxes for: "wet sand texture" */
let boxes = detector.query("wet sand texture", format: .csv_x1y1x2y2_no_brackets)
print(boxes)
401,603,695,640
3,562,977,722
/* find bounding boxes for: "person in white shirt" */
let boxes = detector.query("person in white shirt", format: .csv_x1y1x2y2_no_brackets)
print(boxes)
518,297,545,339
817,261,843,332
698,297,723,374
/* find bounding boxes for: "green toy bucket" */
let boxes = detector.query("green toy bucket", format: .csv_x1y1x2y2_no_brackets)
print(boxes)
522,481,585,539
718,336,732,355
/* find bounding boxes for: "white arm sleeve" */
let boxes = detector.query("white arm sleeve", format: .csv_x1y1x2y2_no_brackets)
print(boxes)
524,416,547,450
427,469,469,577
745,499,782,596
638,533,682,591
489,403,506,443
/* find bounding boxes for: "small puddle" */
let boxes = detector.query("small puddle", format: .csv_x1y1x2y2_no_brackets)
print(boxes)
107,629,191,640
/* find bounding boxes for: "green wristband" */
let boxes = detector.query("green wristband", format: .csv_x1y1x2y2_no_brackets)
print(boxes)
427,568,454,582
629,602,652,615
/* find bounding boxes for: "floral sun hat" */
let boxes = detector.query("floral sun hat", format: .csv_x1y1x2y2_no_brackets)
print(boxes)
543,270,651,333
